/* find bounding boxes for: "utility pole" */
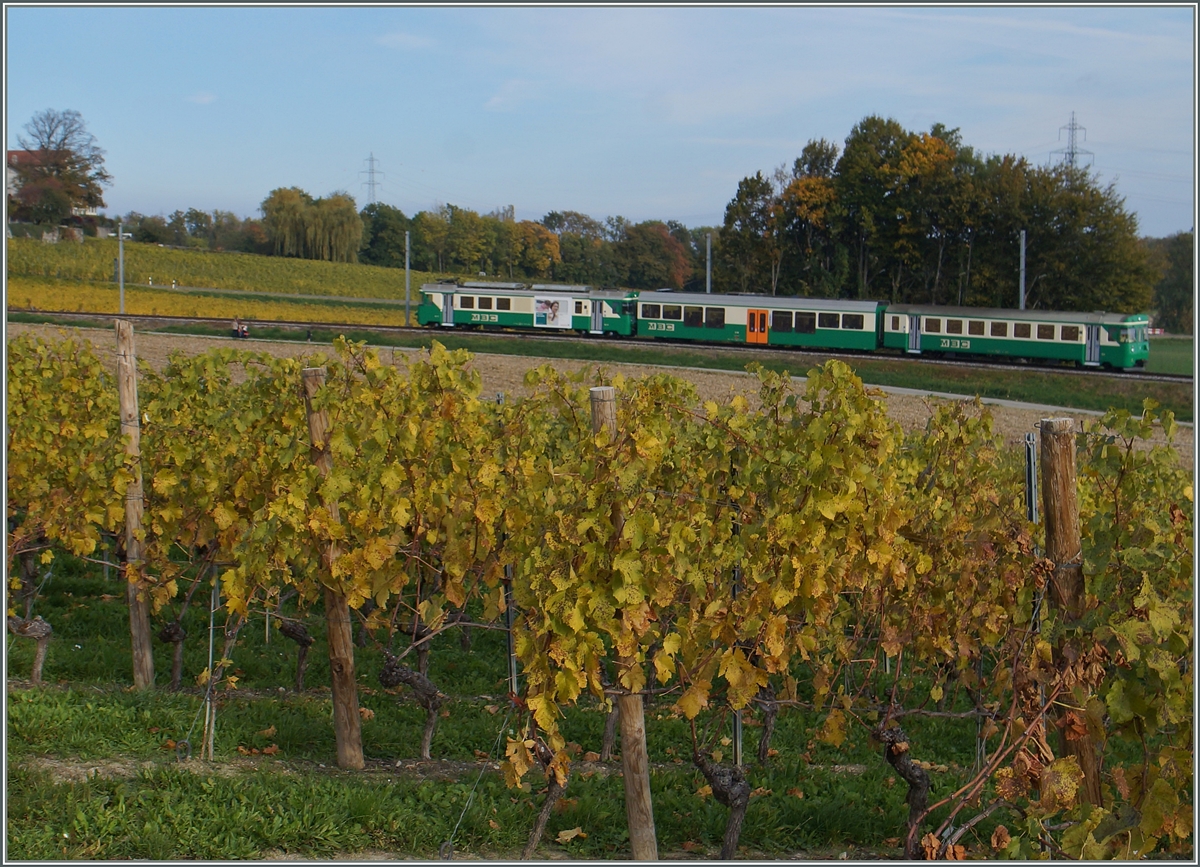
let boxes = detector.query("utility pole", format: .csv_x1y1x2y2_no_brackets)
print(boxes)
706,233,712,293
1019,229,1026,310
405,230,411,326
118,219,125,314
360,153,384,204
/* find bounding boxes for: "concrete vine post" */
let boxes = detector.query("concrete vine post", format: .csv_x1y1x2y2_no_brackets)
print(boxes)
302,367,365,770
1039,417,1102,806
590,385,658,860
115,320,155,690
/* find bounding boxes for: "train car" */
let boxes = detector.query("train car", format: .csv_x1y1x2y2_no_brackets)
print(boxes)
880,304,1150,369
633,291,886,351
417,281,637,336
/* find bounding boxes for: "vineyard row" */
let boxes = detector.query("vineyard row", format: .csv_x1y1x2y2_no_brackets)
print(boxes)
5,325,1192,860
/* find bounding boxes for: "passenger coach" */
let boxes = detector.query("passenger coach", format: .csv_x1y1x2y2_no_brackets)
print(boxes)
881,304,1150,369
633,292,886,351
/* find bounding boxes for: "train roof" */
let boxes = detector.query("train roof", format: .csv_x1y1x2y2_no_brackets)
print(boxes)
884,304,1149,325
635,291,885,312
422,282,630,298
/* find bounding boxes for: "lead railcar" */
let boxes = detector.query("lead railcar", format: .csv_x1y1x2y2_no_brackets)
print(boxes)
880,304,1150,369
418,281,637,336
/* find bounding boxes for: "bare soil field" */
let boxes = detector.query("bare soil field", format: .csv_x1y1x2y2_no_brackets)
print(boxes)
8,322,1192,469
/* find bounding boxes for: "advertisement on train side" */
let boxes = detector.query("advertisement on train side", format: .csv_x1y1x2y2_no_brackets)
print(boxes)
534,296,572,328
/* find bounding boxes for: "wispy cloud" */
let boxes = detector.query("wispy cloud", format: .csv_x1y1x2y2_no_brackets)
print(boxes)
376,31,434,50
187,91,216,104
484,79,541,112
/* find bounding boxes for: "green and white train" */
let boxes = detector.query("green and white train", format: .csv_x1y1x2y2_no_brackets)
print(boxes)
417,282,1150,370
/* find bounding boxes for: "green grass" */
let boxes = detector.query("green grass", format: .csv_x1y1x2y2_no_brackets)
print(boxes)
7,554,1002,860
1147,336,1194,376
7,751,946,860
6,236,448,299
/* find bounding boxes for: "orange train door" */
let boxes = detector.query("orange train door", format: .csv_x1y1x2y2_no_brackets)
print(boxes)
746,309,769,344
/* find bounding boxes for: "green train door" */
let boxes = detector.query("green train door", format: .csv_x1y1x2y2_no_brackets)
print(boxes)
1085,325,1101,366
907,315,922,353
441,292,456,326
590,300,604,334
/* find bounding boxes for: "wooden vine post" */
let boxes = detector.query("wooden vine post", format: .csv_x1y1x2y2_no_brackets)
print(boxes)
116,320,155,690
1039,417,1102,806
302,367,364,770
590,386,658,860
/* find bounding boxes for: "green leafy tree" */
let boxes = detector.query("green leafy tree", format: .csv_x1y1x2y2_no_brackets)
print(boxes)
132,214,173,245
720,171,776,293
166,210,189,246
886,132,961,303
411,207,451,273
261,187,314,257
542,211,614,284
445,205,489,274
306,193,363,264
1149,231,1193,333
359,203,411,269
261,188,362,263
183,207,213,240
489,216,523,279
774,138,849,297
1025,166,1154,312
835,116,913,298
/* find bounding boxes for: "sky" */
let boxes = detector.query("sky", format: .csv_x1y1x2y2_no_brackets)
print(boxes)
4,4,1196,238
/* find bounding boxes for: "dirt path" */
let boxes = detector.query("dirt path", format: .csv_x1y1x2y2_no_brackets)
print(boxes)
8,321,1192,468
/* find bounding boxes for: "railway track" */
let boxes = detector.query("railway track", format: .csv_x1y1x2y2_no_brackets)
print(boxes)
12,308,1192,385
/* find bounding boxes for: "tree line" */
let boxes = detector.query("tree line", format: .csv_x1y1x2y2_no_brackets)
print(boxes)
714,116,1157,314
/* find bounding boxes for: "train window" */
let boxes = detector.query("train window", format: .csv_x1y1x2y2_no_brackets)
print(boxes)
891,315,901,331
1061,326,1080,341
478,297,493,310
842,313,864,330
1014,323,1031,338
991,322,1007,337
968,321,985,336
818,312,840,329
772,311,793,332
684,306,704,327
946,319,963,334
794,312,816,333
1037,324,1055,340
496,298,511,311
460,296,475,309
705,307,726,329
925,318,942,333
663,305,682,320
641,304,661,319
